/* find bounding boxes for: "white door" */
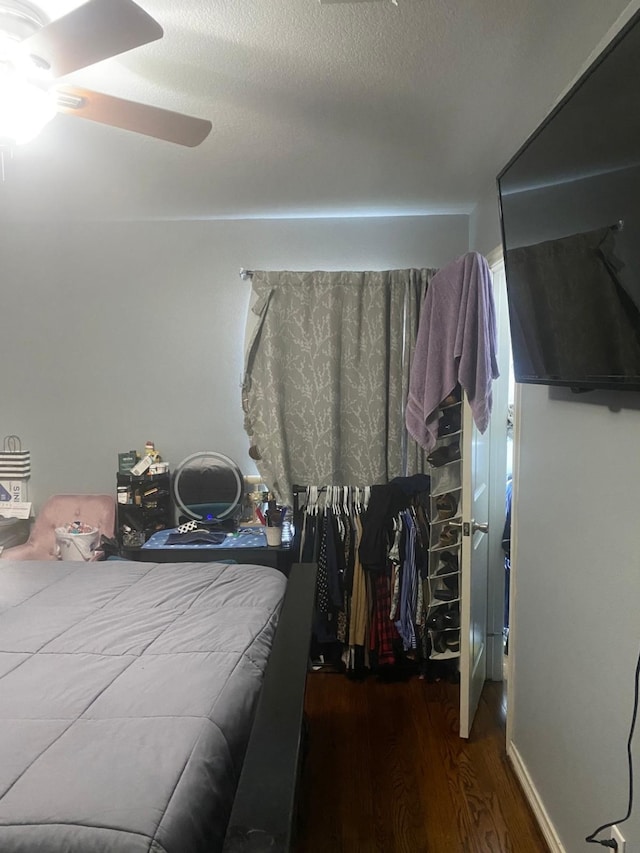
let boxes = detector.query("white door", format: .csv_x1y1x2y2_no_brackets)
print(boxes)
485,257,512,682
458,395,491,738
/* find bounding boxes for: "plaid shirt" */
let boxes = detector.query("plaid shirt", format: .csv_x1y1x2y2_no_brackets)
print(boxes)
371,572,398,666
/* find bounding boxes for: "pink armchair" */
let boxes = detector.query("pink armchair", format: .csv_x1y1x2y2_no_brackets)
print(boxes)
0,494,116,561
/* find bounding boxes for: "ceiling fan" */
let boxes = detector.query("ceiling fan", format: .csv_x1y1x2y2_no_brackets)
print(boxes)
0,0,212,147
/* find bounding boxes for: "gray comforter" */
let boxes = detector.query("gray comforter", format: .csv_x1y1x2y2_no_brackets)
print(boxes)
0,559,286,853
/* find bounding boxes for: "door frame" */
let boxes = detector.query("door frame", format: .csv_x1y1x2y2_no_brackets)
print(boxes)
485,247,511,682
459,394,490,738
505,382,521,747
458,246,512,737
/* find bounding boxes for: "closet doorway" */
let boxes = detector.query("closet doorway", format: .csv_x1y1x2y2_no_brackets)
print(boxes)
457,247,512,738
428,249,513,738
459,392,492,737
484,250,513,689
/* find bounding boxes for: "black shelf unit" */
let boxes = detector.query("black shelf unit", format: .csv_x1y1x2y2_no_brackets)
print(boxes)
116,471,172,548
122,540,295,574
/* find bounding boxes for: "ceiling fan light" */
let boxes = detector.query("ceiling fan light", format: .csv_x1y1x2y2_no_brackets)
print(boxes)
0,62,55,144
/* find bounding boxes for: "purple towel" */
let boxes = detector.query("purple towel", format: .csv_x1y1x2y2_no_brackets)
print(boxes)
406,252,499,451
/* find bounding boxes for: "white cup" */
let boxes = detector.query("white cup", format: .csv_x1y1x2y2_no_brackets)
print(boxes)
265,525,282,546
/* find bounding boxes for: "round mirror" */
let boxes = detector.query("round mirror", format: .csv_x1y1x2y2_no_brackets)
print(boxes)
172,451,244,524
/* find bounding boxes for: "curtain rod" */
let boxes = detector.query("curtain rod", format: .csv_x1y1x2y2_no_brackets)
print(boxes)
239,268,254,280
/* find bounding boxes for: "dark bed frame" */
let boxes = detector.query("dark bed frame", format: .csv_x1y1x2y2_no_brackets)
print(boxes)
222,561,317,853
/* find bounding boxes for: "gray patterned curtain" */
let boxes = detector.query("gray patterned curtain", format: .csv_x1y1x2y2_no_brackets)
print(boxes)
242,269,435,503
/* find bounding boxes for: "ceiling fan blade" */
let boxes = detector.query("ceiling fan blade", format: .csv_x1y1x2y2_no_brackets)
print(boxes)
56,87,212,147
20,0,163,79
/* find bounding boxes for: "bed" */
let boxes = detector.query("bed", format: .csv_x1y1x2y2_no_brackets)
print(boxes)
0,558,316,853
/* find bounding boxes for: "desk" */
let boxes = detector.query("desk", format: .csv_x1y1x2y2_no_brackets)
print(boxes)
121,525,295,575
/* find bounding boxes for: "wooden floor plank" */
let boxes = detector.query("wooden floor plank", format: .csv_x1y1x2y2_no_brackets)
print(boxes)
295,673,548,853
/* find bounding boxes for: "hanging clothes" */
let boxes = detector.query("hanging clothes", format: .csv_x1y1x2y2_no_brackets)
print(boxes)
394,510,418,651
359,482,416,573
313,509,347,644
371,574,398,666
294,480,433,676
406,251,499,452
348,515,367,647
313,514,332,643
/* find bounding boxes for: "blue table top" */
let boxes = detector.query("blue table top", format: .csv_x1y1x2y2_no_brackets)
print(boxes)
142,526,290,550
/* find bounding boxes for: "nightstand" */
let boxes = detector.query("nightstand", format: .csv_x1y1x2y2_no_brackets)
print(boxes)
120,525,295,575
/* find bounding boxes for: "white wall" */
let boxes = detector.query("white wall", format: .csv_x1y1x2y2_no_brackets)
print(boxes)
474,166,640,853
471,141,640,853
513,385,640,851
0,214,468,510
470,3,640,848
469,180,502,258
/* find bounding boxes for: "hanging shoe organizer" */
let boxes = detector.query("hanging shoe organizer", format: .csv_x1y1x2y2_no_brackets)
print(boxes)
426,393,463,660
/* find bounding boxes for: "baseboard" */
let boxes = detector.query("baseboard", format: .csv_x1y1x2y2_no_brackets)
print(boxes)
507,740,566,853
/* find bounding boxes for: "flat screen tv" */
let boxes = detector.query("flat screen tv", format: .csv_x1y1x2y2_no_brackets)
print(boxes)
497,9,640,392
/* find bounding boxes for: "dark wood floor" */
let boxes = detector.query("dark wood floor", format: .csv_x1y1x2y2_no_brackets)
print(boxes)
295,673,548,853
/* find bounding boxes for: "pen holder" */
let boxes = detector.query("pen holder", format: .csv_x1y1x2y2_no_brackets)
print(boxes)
265,525,282,546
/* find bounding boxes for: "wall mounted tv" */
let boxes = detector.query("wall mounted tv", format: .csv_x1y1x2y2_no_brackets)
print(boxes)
497,9,640,392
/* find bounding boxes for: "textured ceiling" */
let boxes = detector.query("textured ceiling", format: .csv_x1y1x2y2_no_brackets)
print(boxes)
0,0,633,220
